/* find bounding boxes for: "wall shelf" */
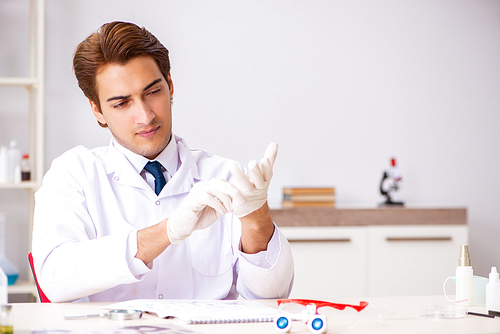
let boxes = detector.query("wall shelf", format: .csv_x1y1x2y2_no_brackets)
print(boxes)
0,77,39,87
0,182,39,190
0,0,45,298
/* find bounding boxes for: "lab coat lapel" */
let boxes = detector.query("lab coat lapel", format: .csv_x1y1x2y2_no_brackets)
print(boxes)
104,145,150,191
159,137,200,197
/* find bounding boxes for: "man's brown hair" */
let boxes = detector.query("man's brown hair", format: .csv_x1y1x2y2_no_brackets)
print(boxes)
73,21,171,114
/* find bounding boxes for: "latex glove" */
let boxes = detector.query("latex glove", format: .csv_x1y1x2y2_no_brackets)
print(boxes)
229,142,278,218
167,178,244,244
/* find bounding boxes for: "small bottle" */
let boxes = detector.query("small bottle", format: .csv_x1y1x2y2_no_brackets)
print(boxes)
0,147,7,184
20,154,31,181
13,166,20,184
486,267,500,312
456,245,473,306
0,214,18,286
7,140,20,183
0,266,6,305
0,305,13,334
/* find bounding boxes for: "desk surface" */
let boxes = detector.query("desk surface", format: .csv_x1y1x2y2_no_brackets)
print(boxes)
270,207,467,226
11,295,500,333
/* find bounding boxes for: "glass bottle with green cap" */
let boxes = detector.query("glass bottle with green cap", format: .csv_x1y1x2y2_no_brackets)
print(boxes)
0,304,13,334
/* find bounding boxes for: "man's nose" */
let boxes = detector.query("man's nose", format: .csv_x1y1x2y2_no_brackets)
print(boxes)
134,100,155,124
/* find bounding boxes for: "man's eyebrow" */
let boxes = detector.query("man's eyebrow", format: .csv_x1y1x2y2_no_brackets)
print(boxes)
143,78,162,92
105,78,163,102
106,94,131,102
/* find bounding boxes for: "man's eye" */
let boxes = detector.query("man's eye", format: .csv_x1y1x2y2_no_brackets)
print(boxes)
113,101,128,108
149,88,161,95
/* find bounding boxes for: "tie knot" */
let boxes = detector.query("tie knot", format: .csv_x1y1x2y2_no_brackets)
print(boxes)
144,161,164,179
144,161,167,195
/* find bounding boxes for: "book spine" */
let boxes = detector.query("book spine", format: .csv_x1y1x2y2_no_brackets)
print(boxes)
283,194,336,202
282,200,335,208
283,187,335,195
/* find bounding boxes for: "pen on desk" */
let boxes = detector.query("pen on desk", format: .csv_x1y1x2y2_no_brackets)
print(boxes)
467,311,495,318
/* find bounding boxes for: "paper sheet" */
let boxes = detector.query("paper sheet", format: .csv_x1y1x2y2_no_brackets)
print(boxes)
32,325,202,334
104,299,282,324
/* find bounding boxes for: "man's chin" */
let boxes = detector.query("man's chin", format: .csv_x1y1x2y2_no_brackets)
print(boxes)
114,133,170,159
139,143,169,160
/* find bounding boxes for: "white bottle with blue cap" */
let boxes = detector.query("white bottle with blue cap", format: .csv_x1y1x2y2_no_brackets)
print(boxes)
486,267,500,312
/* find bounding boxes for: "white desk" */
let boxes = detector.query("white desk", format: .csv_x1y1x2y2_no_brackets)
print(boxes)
11,295,500,333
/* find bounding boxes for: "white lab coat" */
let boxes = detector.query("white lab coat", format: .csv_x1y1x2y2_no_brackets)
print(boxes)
32,135,294,302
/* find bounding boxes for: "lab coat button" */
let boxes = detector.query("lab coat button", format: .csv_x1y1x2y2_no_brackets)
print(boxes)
158,294,164,299
155,200,161,206
113,176,119,181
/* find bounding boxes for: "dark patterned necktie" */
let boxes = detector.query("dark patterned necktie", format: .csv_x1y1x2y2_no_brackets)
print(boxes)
144,161,166,195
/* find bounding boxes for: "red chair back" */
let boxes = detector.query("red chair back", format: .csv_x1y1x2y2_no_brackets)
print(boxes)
28,252,51,303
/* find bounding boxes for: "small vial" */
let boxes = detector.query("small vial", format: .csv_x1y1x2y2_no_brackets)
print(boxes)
20,154,31,181
486,267,500,312
7,140,20,183
0,305,13,334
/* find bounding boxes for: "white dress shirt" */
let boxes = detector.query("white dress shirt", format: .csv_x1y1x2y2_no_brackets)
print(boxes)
32,134,294,302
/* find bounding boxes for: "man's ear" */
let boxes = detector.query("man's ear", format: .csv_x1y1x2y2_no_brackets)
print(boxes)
167,72,174,98
89,100,107,127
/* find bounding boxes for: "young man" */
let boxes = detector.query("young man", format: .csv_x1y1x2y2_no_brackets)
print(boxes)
32,21,294,302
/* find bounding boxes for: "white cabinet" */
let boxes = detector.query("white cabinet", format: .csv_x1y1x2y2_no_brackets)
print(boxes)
367,225,467,296
280,226,367,300
280,224,468,299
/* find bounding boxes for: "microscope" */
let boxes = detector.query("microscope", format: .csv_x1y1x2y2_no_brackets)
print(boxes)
379,158,404,207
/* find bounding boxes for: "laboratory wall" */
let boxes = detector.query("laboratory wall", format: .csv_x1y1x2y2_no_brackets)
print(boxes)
0,0,499,281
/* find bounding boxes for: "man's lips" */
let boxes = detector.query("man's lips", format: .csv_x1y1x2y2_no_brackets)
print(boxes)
136,126,160,138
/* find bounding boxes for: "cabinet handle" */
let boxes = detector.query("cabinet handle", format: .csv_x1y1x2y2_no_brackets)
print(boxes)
288,238,351,243
386,237,452,242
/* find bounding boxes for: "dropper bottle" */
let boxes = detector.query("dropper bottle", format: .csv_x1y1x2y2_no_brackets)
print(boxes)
486,267,500,312
456,245,473,306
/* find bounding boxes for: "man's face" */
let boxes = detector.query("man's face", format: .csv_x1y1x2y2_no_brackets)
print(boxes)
91,56,174,160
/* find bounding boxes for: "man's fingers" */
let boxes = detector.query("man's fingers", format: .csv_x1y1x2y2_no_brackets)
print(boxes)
248,160,266,189
259,157,273,182
203,194,228,215
264,142,278,167
229,142,278,195
208,177,246,206
230,163,255,193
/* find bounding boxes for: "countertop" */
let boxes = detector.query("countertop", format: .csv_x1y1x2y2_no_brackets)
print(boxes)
10,295,500,334
269,207,467,226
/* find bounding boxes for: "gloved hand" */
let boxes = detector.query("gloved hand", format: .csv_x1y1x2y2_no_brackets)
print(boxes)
230,142,278,218
167,178,244,244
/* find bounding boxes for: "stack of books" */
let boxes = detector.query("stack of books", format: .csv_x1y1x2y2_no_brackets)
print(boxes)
282,187,335,208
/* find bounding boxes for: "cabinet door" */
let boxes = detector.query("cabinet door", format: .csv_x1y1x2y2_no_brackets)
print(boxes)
367,225,468,297
280,226,366,300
